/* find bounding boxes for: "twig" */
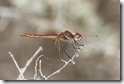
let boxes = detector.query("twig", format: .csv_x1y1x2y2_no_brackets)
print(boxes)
8,44,83,80
8,52,25,79
17,46,43,79
8,46,43,80
39,60,47,80
33,55,43,80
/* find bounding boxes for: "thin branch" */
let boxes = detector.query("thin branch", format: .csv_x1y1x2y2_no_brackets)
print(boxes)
8,52,25,79
39,60,47,80
24,46,43,71
33,55,43,80
17,46,43,79
8,44,83,80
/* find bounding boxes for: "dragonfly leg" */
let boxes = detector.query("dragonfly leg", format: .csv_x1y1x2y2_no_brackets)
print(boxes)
72,42,84,50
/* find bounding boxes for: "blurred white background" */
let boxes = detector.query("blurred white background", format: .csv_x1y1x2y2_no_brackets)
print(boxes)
0,0,120,80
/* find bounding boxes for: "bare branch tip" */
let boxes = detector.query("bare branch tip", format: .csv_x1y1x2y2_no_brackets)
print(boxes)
8,51,11,54
39,46,43,51
8,51,13,57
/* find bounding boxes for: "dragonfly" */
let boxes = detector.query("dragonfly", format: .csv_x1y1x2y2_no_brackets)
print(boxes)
20,30,98,58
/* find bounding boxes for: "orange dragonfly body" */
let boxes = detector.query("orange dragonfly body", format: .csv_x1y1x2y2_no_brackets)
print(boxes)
20,30,98,58
20,30,82,46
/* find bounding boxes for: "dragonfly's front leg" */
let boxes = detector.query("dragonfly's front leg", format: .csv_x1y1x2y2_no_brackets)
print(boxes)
72,42,84,50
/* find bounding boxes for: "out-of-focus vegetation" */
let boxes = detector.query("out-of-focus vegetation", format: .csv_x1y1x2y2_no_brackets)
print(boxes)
0,0,120,80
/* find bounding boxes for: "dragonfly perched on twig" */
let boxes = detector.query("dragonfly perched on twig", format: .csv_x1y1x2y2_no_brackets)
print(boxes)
20,30,98,58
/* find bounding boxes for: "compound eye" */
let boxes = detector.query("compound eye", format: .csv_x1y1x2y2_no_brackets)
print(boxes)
74,33,82,41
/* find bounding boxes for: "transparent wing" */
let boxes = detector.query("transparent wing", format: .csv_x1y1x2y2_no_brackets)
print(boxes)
59,41,83,62
59,34,99,61
40,55,64,66
79,34,99,45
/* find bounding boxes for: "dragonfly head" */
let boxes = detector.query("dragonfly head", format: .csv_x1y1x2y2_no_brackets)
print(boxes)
73,33,82,42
